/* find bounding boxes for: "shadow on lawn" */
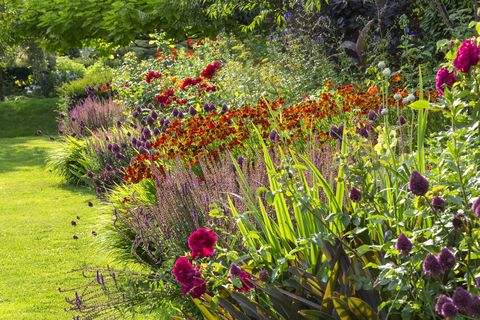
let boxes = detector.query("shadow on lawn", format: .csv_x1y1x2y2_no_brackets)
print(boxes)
0,137,52,174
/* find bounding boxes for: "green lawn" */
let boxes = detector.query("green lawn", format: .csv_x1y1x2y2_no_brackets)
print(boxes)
0,98,110,319
0,97,59,138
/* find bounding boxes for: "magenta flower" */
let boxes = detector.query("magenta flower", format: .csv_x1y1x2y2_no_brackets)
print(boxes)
188,228,217,259
230,265,254,292
435,68,456,96
172,257,207,298
453,39,480,73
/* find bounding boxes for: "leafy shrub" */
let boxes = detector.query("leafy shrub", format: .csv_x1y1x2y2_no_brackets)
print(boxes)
54,56,86,85
57,61,114,111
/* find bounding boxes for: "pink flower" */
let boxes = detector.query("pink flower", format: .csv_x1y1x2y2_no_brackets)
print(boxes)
453,39,480,73
435,68,456,96
188,228,217,259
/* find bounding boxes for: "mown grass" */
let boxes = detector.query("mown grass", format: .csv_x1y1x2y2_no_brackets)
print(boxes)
0,97,59,138
0,136,112,319
0,98,110,319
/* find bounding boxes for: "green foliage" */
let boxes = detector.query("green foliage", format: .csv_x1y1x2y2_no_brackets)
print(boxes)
15,0,220,52
57,61,113,110
54,56,87,85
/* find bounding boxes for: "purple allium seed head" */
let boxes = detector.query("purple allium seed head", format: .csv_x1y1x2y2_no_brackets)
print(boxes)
442,302,458,318
476,277,480,290
409,170,429,196
73,235,79,240
88,201,93,207
236,156,245,167
105,164,113,172
368,110,378,121
432,196,446,211
269,130,280,144
435,295,453,316
146,116,154,125
87,170,94,178
468,296,480,318
112,144,121,153
398,115,407,125
139,146,149,154
151,110,158,120
259,270,269,282
349,187,362,202
396,233,412,254
472,197,480,217
116,120,122,127
453,287,472,311
71,220,77,226
153,127,161,135
95,187,102,194
423,253,442,277
177,111,184,119
132,111,139,118
188,106,197,116
438,247,456,271
230,265,242,276
221,104,229,113
172,108,179,117
453,212,466,230
115,153,125,160
203,103,210,112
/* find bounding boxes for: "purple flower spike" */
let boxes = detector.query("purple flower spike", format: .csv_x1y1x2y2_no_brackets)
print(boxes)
409,170,429,196
396,233,412,255
432,196,446,211
438,247,456,271
349,187,362,202
476,277,480,290
423,253,441,277
452,287,472,311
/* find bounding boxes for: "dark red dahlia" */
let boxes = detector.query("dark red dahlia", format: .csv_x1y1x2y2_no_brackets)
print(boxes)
188,228,217,259
201,61,222,79
146,71,161,83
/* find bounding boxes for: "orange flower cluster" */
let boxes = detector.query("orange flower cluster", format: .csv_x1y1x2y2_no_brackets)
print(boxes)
123,85,409,183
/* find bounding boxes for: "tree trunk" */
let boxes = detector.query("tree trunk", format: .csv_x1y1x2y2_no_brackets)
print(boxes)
435,0,455,29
